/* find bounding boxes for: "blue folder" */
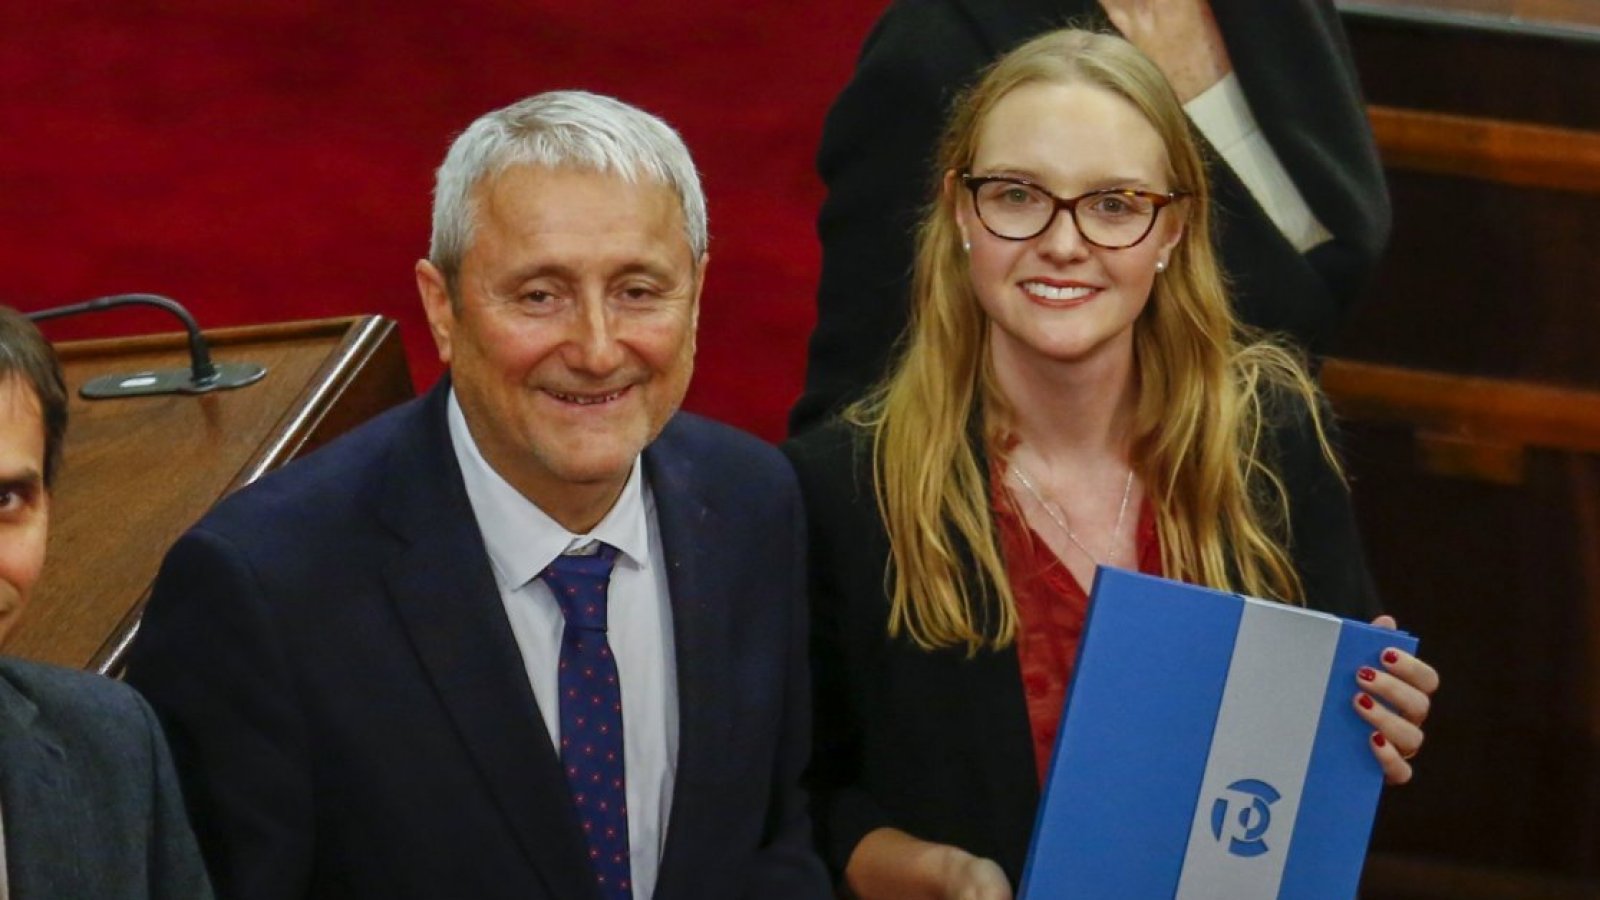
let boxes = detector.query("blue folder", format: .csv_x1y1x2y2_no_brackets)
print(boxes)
1019,568,1418,899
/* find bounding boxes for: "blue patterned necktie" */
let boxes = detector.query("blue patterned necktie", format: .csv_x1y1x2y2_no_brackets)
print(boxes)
540,544,632,900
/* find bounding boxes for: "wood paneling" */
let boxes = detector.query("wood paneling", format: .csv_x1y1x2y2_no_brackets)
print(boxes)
1338,6,1599,895
1343,6,1599,129
1324,363,1600,897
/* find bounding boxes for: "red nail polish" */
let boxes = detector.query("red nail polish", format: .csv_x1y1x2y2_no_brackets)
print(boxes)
1382,650,1400,665
1372,732,1387,749
1358,694,1374,710
1358,667,1376,682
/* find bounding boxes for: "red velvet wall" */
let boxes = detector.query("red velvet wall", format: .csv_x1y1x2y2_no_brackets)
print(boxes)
1,2,885,441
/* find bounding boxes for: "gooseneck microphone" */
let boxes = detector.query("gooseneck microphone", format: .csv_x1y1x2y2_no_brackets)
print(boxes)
27,293,267,398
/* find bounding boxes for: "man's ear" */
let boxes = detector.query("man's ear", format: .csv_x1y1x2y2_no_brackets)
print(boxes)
689,251,708,330
415,259,456,366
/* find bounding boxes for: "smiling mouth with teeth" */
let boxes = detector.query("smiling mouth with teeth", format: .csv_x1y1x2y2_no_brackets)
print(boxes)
548,388,627,406
1022,282,1097,302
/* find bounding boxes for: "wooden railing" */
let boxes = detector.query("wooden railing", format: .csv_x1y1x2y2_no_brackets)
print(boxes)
1323,357,1600,483
1368,105,1600,194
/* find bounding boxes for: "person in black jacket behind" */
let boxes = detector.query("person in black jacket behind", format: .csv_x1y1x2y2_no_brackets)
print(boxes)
791,0,1389,434
782,30,1435,898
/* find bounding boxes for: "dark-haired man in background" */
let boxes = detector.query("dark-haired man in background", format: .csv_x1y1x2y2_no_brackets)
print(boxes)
0,305,213,900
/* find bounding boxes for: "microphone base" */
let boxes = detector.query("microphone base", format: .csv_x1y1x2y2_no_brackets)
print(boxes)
80,362,268,399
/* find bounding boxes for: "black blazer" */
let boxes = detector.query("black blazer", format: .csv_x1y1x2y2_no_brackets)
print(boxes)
791,0,1391,434
0,656,212,900
124,381,830,900
781,402,1379,887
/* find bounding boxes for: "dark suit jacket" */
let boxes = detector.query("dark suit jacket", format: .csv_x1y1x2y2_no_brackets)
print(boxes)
781,400,1380,887
790,0,1391,433
123,381,829,900
0,656,212,900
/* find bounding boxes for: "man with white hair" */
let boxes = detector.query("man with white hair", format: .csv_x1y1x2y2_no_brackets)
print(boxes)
125,92,830,900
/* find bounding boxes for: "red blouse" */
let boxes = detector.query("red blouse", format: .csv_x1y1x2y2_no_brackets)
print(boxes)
991,461,1164,785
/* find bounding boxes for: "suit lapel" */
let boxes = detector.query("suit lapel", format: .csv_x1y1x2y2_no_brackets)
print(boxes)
376,384,598,900
641,421,737,895
0,666,66,900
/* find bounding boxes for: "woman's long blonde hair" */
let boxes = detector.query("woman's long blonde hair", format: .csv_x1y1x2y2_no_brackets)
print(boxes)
850,29,1333,654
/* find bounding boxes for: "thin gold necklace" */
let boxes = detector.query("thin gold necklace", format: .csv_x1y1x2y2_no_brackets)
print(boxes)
1008,460,1135,567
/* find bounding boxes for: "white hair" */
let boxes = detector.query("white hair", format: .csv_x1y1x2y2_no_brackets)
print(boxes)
428,90,708,295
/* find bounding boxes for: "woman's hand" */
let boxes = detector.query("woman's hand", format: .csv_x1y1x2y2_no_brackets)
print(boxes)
936,848,1012,900
1354,614,1440,785
845,828,1012,900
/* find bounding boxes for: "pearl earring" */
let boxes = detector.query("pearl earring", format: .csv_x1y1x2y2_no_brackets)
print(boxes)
1155,260,1167,274
963,239,972,253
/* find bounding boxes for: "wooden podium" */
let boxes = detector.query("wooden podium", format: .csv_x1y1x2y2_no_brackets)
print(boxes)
0,316,414,674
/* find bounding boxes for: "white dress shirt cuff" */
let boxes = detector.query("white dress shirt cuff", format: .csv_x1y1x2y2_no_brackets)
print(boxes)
1185,72,1333,253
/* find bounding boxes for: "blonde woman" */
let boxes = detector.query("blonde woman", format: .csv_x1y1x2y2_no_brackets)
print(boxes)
783,29,1438,899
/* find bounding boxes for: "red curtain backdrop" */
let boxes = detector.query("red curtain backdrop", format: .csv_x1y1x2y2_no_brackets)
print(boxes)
0,1,886,442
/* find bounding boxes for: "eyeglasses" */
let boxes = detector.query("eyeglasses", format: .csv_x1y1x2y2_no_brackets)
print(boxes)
960,173,1187,249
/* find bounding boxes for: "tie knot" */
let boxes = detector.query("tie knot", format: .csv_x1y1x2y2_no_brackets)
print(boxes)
540,543,618,631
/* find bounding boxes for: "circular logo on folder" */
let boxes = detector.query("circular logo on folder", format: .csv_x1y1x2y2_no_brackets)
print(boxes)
1210,779,1281,858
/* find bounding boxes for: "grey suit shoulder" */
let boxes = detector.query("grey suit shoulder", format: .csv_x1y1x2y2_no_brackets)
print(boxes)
0,656,213,900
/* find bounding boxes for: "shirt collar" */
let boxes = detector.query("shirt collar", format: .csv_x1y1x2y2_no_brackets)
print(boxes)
446,389,653,593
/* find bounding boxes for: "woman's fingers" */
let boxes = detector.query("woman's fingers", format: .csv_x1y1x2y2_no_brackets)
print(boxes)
1366,727,1416,785
1353,625,1438,785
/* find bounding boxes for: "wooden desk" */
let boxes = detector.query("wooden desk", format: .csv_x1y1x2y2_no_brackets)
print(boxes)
0,315,413,672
